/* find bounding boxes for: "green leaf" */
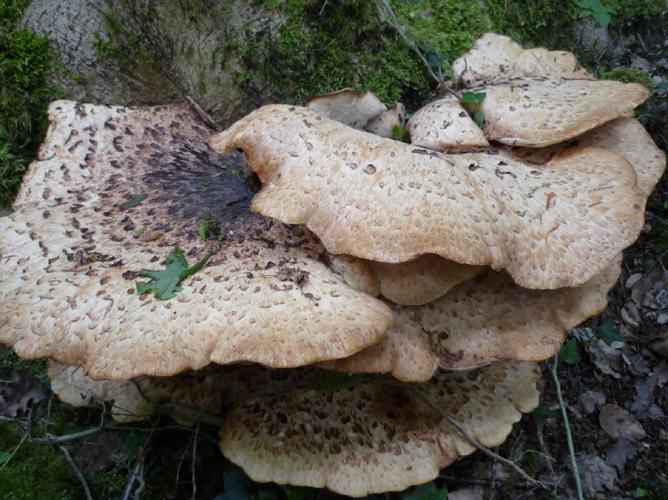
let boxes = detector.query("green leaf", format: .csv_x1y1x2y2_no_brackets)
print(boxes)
122,431,147,461
392,124,405,141
120,193,146,209
598,320,624,346
0,451,12,465
197,214,222,241
401,481,447,500
631,487,649,498
472,110,485,129
460,91,486,106
574,0,613,27
306,371,362,394
559,338,582,365
280,486,310,500
533,401,558,425
136,247,212,300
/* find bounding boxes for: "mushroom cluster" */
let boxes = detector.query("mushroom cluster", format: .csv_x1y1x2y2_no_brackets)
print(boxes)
1,33,664,497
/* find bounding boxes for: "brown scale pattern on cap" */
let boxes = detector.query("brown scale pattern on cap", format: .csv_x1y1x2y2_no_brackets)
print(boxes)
407,98,489,151
476,78,649,147
48,361,540,496
324,256,621,379
210,105,643,289
0,100,393,380
452,33,595,86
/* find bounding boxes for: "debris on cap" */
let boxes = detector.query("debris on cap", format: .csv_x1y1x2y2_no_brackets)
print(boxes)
407,97,489,151
452,33,594,86
365,102,406,139
0,100,394,380
210,105,644,289
324,256,621,379
477,79,648,147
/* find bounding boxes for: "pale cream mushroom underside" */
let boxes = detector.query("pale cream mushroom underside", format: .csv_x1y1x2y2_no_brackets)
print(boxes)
210,104,644,290
48,361,540,497
0,100,394,380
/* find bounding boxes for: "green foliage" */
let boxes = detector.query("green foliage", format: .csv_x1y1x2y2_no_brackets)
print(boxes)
532,401,558,425
0,0,61,207
197,214,222,241
574,0,613,27
559,338,582,365
460,91,486,106
400,481,448,500
598,320,624,345
136,247,212,300
601,67,655,89
603,0,664,25
0,347,46,379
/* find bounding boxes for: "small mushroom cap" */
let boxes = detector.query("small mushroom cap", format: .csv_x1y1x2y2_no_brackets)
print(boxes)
323,252,380,297
220,362,540,497
369,255,483,306
324,255,621,379
364,102,405,139
478,79,649,147
0,101,394,380
407,98,489,151
306,88,387,129
452,33,594,86
210,105,644,289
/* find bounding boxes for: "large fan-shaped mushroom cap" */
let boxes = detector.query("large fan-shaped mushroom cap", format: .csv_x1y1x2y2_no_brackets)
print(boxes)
323,255,621,380
210,105,644,289
452,33,595,86
219,362,540,497
0,101,393,380
477,79,648,147
407,98,489,150
48,361,540,496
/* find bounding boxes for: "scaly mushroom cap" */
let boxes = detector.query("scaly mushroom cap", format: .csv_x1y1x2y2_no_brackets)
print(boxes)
306,88,387,129
48,361,539,496
323,255,621,379
0,100,393,380
210,105,644,289
407,98,489,150
219,362,540,497
477,79,648,147
452,33,594,86
368,255,483,306
507,118,666,197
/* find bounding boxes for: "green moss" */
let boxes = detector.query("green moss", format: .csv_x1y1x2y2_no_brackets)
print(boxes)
0,422,78,500
0,0,62,207
603,0,664,25
601,67,655,89
0,347,46,379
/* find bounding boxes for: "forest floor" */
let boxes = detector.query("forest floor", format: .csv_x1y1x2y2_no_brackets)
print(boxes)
1,3,667,500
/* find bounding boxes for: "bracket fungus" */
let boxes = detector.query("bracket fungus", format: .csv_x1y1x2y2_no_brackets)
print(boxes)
3,30,663,498
210,106,643,289
48,361,540,497
0,100,393,380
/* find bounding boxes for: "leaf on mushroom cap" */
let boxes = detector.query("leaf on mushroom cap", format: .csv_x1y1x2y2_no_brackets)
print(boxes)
323,255,621,380
477,78,648,147
210,105,644,289
407,98,489,151
369,255,483,306
452,33,595,86
219,362,540,497
306,88,387,129
0,100,394,380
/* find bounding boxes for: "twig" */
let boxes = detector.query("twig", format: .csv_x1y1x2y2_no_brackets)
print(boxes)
191,421,199,500
59,445,94,500
122,457,144,500
408,385,549,490
0,429,27,470
439,474,558,489
551,355,584,500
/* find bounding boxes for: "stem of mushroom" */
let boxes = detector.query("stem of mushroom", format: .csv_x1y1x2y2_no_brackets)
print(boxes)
551,355,585,500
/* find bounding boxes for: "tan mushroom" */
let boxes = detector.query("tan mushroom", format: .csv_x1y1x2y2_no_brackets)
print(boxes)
0,100,393,380
210,105,644,289
48,361,540,497
365,102,406,139
477,78,648,147
306,88,387,129
452,33,595,86
407,98,489,150
323,255,621,380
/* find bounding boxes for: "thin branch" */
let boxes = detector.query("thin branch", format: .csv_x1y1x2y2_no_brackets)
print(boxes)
122,457,144,500
191,421,199,500
410,386,549,490
59,445,94,500
551,355,584,500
